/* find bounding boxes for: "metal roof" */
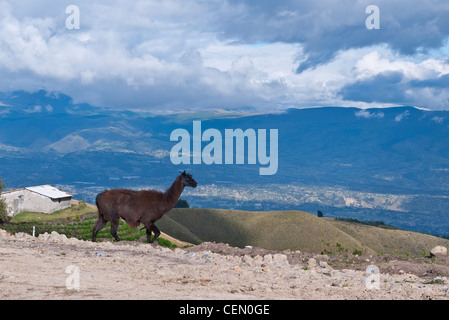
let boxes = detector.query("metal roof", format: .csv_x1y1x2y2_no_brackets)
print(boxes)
25,185,72,199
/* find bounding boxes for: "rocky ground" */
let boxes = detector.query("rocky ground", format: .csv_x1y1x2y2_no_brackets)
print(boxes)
1,229,449,300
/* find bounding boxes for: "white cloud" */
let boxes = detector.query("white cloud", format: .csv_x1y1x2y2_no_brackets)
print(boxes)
25,105,42,113
355,50,449,81
355,110,385,119
395,110,410,122
431,116,444,124
0,1,448,111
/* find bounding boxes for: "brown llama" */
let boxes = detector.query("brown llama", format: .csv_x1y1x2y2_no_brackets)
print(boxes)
92,171,197,243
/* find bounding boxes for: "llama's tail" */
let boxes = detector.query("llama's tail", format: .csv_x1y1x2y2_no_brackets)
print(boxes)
95,192,106,219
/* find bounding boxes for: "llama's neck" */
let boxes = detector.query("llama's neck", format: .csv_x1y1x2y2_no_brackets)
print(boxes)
163,176,184,210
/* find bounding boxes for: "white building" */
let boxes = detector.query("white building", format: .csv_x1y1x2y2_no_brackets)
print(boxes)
1,185,72,216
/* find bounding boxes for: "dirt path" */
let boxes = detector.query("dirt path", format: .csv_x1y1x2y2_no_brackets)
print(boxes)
0,229,448,300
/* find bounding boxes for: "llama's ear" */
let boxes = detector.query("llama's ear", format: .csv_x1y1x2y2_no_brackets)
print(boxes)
181,170,186,176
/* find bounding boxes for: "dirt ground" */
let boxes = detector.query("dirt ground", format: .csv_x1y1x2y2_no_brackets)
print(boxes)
1,229,449,300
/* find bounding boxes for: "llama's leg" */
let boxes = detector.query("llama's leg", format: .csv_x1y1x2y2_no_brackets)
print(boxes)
92,217,107,242
149,224,161,243
145,227,153,244
110,218,120,242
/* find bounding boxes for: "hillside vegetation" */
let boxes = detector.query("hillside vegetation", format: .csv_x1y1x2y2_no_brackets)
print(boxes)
3,203,449,256
1,202,186,248
158,208,449,256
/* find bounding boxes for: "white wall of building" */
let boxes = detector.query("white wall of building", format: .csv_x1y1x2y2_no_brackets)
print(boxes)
2,189,26,216
2,188,72,216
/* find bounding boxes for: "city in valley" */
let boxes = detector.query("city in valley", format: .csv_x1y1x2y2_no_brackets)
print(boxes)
61,180,449,236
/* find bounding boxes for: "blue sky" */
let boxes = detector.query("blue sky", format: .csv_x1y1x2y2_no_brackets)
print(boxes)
0,0,449,112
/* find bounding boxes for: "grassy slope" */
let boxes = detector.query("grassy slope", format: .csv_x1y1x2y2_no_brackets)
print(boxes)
328,219,449,256
7,203,449,255
160,208,449,255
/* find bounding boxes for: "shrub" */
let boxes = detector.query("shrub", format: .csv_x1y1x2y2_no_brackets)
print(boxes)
175,199,189,208
73,201,87,211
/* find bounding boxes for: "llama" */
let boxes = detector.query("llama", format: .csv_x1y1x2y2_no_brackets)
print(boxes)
92,171,197,243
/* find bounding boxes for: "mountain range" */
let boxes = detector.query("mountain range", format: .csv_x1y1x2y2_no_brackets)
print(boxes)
0,90,448,235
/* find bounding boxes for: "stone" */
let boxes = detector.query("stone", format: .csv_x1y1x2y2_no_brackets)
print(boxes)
38,232,51,242
173,248,183,255
319,261,332,270
273,254,289,266
0,229,10,238
308,258,317,268
242,255,253,264
263,254,273,264
430,246,447,257
14,232,32,240
50,231,67,242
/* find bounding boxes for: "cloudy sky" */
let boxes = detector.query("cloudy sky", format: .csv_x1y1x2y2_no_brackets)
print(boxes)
0,0,449,112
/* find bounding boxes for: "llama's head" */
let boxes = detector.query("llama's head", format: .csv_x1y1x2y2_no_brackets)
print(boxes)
180,171,197,188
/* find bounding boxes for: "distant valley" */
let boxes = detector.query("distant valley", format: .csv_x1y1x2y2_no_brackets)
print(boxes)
1,90,449,235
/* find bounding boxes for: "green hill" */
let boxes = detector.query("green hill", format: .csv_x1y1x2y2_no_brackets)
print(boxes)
158,208,449,255
8,204,447,256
